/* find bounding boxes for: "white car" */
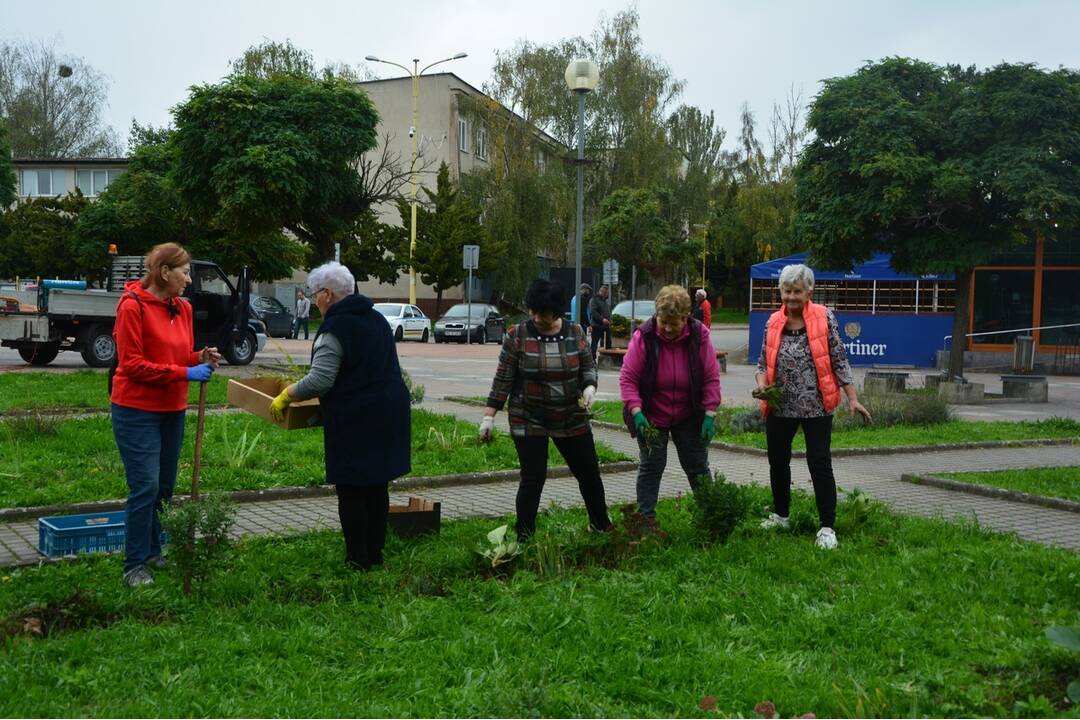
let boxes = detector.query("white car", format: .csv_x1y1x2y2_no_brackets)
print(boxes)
374,303,431,342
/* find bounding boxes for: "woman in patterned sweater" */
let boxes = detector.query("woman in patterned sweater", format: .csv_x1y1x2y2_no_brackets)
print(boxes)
479,279,613,541
755,263,871,550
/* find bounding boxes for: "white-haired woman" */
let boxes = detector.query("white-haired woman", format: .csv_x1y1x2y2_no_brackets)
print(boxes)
754,263,870,549
270,262,411,570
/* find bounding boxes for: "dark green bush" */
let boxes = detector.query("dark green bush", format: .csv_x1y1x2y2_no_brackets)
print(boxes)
728,407,765,434
160,493,237,595
690,472,751,543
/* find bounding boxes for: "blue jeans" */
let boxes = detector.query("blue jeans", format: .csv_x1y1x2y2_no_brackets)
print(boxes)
111,404,186,572
634,415,710,518
293,317,309,339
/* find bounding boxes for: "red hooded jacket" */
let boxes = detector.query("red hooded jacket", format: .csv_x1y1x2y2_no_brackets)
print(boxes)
110,280,200,412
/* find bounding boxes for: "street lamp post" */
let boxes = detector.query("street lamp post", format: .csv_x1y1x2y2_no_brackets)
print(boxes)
365,52,468,305
564,59,599,331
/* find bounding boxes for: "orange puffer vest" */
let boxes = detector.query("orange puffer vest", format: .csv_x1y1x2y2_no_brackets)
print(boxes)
762,300,841,416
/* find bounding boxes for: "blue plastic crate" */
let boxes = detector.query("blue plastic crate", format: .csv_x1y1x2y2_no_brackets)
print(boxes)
38,511,128,557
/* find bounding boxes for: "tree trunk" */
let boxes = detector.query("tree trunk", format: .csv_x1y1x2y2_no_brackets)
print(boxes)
434,289,443,320
948,267,974,380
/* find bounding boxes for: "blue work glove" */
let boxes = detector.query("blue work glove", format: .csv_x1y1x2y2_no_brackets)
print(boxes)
701,414,716,443
186,363,214,383
633,411,651,436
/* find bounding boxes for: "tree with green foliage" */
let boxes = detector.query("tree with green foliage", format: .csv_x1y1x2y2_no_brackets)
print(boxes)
228,38,371,83
585,187,671,280
0,119,15,206
170,74,380,265
76,123,305,282
795,58,1080,377
340,208,407,285
0,194,88,279
402,163,501,317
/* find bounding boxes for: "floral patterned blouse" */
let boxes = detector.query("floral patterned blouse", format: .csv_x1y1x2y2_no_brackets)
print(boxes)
756,309,854,418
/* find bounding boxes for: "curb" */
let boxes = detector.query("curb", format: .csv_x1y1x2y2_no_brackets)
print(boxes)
901,473,1080,514
0,461,639,524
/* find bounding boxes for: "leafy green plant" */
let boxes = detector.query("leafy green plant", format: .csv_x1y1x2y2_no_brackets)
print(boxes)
1045,624,1080,703
402,367,425,405
729,407,765,434
426,426,471,451
476,524,521,570
641,423,663,451
160,493,237,595
835,390,951,430
219,421,263,469
691,472,750,543
751,383,783,411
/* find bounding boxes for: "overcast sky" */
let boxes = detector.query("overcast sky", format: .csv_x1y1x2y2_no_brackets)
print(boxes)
4,0,1080,152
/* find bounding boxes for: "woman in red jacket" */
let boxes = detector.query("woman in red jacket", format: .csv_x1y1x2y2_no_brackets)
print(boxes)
111,243,219,587
754,264,870,550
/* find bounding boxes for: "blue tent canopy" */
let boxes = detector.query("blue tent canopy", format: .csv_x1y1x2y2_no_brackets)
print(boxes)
750,252,952,281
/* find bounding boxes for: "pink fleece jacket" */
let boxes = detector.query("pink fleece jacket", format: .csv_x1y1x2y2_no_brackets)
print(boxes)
619,320,721,428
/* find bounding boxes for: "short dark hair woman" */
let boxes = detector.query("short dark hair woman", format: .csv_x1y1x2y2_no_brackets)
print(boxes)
112,242,220,587
270,261,411,570
479,278,612,541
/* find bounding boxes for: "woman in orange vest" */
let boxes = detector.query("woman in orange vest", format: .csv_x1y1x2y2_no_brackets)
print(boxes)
754,264,871,549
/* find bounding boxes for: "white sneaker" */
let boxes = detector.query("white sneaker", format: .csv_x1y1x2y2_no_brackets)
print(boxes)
760,513,790,530
816,527,838,550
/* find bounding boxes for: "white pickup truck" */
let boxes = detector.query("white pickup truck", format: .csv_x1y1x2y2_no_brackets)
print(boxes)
0,256,259,367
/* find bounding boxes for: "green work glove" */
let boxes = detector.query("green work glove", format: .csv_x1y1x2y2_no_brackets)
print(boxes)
633,411,651,436
701,414,716,443
270,388,292,423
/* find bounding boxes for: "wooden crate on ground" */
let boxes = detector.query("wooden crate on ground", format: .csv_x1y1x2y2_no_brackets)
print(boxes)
388,496,441,537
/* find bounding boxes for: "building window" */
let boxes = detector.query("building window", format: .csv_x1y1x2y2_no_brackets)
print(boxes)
20,169,66,197
458,118,469,153
972,269,1035,345
76,168,122,196
475,125,487,160
1041,270,1080,345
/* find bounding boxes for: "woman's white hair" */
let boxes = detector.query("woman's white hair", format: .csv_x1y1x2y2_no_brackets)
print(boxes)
307,261,355,299
779,263,815,292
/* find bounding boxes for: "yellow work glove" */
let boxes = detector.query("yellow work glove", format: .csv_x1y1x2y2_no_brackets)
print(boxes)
270,388,292,423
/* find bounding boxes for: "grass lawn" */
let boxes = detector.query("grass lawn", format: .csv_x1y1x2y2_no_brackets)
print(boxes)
711,308,749,325
0,371,229,413
0,410,628,509
940,466,1080,503
0,490,1077,717
588,400,1080,450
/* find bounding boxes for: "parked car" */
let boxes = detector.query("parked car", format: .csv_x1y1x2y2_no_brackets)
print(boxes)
374,303,431,342
611,299,656,323
249,295,294,338
434,303,505,344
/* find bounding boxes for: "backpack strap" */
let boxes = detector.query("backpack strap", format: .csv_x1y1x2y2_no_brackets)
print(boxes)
108,291,143,397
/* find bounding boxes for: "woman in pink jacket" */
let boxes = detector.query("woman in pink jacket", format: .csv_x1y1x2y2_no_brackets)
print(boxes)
619,285,722,525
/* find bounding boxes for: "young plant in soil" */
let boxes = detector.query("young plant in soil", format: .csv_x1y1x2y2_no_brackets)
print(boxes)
160,493,237,595
752,383,783,411
690,472,751,543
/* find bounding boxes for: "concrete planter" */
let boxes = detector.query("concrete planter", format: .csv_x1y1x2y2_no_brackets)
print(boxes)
938,380,985,404
1001,375,1049,403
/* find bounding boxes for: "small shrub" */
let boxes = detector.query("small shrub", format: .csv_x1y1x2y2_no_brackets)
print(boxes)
691,472,751,543
476,524,521,572
729,408,765,434
836,391,951,430
160,493,237,595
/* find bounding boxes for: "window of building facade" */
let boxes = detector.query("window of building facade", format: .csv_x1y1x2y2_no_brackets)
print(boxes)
76,168,122,196
458,118,469,153
19,169,66,197
971,269,1035,345
475,125,487,160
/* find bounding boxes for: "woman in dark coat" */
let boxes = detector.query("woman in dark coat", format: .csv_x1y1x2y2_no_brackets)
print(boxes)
271,261,411,570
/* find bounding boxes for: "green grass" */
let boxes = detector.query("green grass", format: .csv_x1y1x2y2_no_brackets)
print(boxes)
0,410,628,509
710,308,749,325
589,401,1080,450
0,371,229,413
940,466,1080,503
0,490,1078,717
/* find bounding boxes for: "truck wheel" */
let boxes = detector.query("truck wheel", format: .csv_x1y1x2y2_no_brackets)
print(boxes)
18,342,60,366
224,330,257,366
80,325,116,368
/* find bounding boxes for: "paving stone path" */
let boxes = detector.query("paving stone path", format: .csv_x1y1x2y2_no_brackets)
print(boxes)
2,399,1077,568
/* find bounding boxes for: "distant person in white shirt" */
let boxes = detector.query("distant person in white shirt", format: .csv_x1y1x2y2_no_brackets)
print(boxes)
293,289,311,339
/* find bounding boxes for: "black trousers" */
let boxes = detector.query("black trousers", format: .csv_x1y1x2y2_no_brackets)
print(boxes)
335,484,389,570
765,414,837,528
512,432,612,541
590,326,611,359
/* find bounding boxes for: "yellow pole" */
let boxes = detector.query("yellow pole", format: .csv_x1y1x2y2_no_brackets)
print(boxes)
408,61,420,305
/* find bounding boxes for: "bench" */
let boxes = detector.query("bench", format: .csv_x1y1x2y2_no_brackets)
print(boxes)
597,347,727,372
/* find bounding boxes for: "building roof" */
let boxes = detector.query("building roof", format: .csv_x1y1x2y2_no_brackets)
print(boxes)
357,72,566,151
13,157,129,166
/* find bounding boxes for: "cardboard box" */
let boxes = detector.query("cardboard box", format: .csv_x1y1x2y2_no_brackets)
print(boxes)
387,497,441,537
227,377,322,430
